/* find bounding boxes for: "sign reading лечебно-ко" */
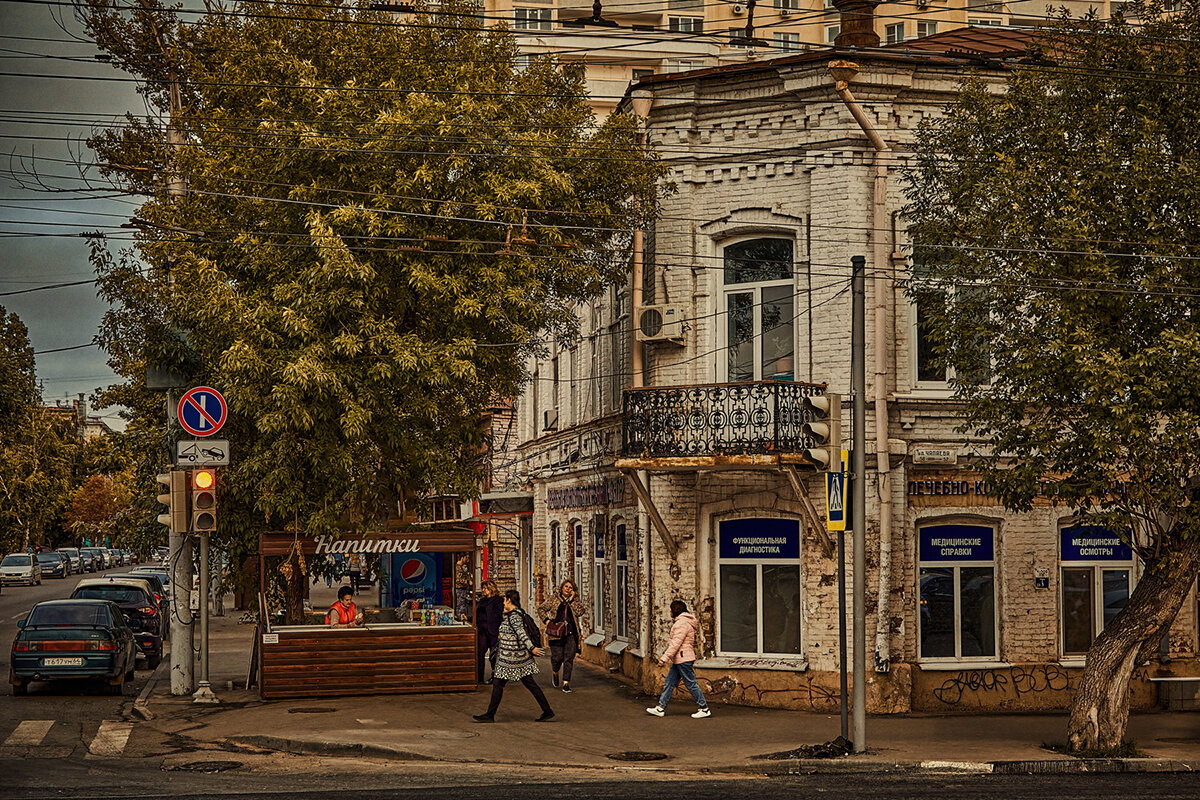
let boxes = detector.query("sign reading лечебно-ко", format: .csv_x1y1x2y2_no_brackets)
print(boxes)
1060,525,1132,562
919,524,994,562
718,518,801,559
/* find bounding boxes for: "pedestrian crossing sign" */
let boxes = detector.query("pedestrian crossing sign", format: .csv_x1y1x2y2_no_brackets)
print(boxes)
826,450,849,531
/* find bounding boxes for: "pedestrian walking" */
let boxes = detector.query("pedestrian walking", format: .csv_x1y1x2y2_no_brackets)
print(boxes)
473,590,554,722
646,600,710,718
348,553,362,594
475,579,503,683
538,579,587,693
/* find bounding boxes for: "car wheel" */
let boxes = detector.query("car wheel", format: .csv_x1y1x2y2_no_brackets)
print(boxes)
107,674,125,696
125,665,136,682
10,671,28,697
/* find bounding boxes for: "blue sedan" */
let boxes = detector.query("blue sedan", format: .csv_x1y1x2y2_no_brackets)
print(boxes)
10,600,137,696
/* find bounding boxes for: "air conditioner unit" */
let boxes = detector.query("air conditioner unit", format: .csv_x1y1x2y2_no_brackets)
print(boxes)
732,3,746,14
543,409,558,431
780,7,793,15
636,304,686,343
915,0,928,7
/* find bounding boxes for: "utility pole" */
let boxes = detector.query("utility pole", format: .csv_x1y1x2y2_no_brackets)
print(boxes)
851,255,867,753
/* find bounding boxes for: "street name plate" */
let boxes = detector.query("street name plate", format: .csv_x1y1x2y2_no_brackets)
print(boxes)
913,447,957,465
177,439,230,466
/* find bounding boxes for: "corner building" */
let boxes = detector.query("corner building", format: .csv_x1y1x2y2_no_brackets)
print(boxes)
509,26,1200,713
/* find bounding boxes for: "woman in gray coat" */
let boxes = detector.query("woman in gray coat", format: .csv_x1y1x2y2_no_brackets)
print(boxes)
473,590,554,722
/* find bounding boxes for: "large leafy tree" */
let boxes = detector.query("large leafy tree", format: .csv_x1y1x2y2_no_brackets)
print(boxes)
77,0,662,616
905,4,1200,750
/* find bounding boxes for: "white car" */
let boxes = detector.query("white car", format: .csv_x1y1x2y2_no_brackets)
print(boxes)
0,553,42,586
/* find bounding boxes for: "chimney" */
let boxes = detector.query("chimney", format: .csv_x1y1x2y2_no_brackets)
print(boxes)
832,0,881,49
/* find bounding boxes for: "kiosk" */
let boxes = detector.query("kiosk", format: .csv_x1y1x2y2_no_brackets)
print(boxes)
256,528,477,699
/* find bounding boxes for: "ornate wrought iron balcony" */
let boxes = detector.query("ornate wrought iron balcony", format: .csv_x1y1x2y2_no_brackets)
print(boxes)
620,380,826,461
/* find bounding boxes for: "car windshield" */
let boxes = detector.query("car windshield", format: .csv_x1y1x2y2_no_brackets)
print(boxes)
27,604,112,626
37,554,60,564
60,549,78,556
2,554,31,566
73,586,148,604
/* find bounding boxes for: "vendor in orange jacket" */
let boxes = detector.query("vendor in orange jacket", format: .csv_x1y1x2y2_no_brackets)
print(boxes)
326,586,364,627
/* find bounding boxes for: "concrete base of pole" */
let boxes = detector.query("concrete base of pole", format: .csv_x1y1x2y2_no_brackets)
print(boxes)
192,681,220,704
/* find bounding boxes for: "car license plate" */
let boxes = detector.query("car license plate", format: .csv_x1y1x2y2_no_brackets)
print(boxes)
43,657,84,667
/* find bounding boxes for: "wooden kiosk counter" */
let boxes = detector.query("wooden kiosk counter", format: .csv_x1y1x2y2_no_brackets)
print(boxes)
256,530,477,699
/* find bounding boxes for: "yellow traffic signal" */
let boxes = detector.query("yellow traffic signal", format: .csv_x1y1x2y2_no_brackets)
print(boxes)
191,468,217,532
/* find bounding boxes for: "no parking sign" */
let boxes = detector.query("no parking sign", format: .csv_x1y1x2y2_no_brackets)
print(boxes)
177,386,227,437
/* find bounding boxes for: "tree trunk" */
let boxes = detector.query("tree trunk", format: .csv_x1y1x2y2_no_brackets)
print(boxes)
1066,533,1200,751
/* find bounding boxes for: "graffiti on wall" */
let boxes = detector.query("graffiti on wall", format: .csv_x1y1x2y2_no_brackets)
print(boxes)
932,664,1072,706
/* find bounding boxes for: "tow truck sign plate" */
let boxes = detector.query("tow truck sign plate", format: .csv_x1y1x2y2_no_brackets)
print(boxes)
177,439,230,466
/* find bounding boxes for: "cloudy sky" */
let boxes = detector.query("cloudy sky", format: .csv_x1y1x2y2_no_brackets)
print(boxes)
1,0,143,430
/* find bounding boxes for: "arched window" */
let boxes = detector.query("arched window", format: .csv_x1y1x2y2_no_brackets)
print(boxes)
722,238,795,382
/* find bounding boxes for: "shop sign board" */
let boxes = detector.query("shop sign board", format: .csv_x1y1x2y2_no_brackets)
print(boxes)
919,524,994,562
718,518,801,559
1060,526,1132,561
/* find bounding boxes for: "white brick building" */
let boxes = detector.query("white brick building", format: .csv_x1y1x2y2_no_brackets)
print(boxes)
502,26,1200,713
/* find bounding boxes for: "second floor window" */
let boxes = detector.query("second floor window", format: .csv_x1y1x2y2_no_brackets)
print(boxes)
825,24,840,42
917,21,938,37
774,32,801,51
886,22,905,44
514,8,552,30
669,16,703,32
722,238,794,382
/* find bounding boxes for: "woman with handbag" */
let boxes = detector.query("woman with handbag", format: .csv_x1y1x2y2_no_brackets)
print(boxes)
537,579,587,693
473,590,554,722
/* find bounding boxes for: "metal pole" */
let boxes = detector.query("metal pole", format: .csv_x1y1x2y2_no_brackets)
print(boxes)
838,524,848,741
851,255,867,753
192,532,218,703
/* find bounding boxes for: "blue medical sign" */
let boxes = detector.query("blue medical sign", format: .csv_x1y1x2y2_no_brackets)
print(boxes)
1060,526,1132,562
919,524,994,562
719,518,800,560
177,386,227,437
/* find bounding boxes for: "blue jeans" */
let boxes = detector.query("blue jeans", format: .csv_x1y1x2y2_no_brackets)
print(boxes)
658,660,707,710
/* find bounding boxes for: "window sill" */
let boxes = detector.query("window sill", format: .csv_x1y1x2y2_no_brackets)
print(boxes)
694,656,809,672
604,640,628,655
917,660,1010,671
583,633,605,647
1058,657,1086,668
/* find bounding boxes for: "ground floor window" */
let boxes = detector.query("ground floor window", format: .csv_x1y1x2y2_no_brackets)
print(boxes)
918,523,997,660
550,522,561,588
717,518,802,656
1060,525,1133,656
593,517,607,633
574,522,583,588
615,520,628,639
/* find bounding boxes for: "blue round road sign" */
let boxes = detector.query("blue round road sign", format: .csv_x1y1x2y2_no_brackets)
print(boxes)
178,386,227,437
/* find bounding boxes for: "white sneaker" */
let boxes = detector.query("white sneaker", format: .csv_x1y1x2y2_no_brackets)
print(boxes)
645,706,665,717
691,708,711,718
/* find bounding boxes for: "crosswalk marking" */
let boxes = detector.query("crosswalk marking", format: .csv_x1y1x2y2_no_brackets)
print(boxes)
3,720,54,747
87,720,133,757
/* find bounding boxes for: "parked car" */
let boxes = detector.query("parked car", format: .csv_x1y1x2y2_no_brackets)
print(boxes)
116,573,169,623
130,567,171,599
80,548,104,572
71,577,163,668
35,552,69,579
0,553,42,586
57,548,82,575
10,599,138,696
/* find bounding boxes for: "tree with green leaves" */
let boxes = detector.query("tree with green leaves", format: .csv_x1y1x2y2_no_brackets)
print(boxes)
904,3,1200,751
77,0,663,618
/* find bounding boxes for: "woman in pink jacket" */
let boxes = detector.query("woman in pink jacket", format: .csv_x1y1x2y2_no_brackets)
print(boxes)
646,600,710,718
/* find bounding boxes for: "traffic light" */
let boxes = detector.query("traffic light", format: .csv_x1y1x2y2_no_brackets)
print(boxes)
191,468,217,533
802,392,842,472
155,470,188,534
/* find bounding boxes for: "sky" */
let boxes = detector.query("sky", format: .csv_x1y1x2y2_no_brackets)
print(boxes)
1,0,143,430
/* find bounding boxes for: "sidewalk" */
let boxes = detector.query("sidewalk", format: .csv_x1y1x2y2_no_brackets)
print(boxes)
140,601,1200,775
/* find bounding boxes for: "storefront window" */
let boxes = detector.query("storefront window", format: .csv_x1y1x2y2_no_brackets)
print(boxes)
918,524,997,660
1059,525,1133,656
593,519,607,633
717,518,802,656
615,521,628,639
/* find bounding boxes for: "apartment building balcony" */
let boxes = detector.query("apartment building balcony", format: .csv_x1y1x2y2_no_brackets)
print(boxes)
558,0,666,25
617,379,826,469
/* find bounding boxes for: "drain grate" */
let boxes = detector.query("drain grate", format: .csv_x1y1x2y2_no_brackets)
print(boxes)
287,707,337,714
172,761,243,773
607,751,669,762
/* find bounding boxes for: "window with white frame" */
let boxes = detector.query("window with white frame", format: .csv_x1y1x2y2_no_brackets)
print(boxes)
825,24,840,42
550,521,562,588
774,32,801,51
717,518,802,656
917,20,938,37
592,517,607,632
722,238,795,382
615,520,629,638
918,523,998,660
573,521,584,589
886,22,905,44
728,27,750,46
776,0,798,9
1060,525,1133,656
669,16,703,32
514,8,552,30
968,17,1003,25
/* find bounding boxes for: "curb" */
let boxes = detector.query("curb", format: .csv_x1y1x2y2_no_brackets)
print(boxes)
229,735,439,762
990,758,1199,774
131,658,170,720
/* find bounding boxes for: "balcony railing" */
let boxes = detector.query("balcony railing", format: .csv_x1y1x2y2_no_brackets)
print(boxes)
621,380,825,459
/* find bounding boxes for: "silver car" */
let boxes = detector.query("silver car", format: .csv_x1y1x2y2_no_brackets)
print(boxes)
0,553,42,586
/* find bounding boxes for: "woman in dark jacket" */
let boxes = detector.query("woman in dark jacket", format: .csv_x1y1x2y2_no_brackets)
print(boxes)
473,590,554,722
537,579,587,693
475,579,503,683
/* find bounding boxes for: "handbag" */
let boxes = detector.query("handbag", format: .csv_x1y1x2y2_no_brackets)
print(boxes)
545,620,568,639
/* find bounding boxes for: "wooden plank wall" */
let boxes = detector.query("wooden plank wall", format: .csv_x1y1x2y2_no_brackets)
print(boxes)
260,626,477,699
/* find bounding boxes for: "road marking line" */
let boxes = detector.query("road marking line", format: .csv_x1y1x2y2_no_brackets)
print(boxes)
87,720,133,757
3,720,55,747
